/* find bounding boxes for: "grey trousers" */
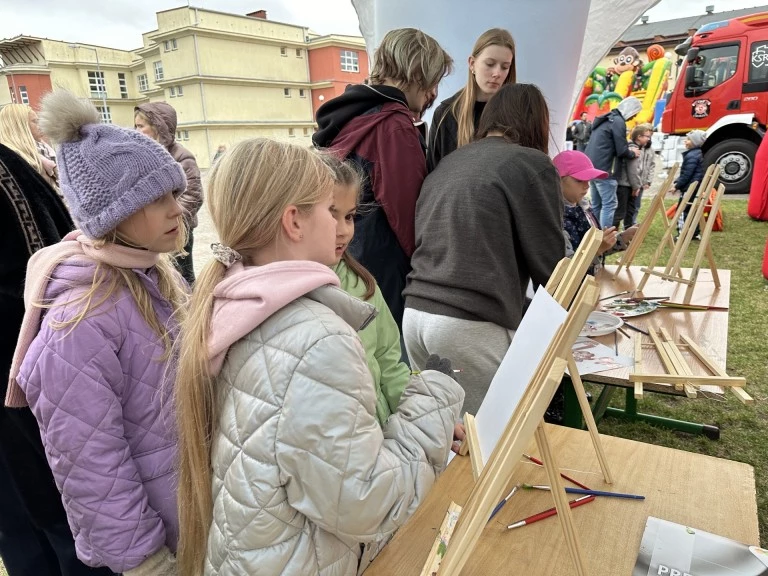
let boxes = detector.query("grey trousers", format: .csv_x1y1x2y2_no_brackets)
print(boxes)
402,308,513,418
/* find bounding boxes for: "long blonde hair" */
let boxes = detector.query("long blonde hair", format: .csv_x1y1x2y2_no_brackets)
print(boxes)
40,228,188,359
0,104,44,175
449,29,516,148
176,138,335,576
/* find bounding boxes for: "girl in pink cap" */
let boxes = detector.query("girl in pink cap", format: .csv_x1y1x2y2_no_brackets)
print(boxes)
553,150,637,274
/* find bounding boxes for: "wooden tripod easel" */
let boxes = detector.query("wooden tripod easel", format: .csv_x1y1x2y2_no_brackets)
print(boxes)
612,163,679,278
637,164,725,303
461,228,612,486
434,278,600,576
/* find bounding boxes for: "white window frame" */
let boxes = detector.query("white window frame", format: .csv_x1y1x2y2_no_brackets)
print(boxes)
169,86,176,98
96,105,112,124
283,87,291,98
137,73,148,92
182,130,189,141
280,46,287,57
171,38,178,50
19,85,29,104
176,85,183,96
288,128,295,137
87,71,106,98
118,73,128,99
299,88,306,98
164,40,171,52
153,60,164,82
341,50,359,73
296,48,302,58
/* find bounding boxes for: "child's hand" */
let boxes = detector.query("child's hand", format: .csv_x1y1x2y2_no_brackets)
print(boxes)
632,188,641,197
451,423,466,454
621,225,638,244
598,226,618,254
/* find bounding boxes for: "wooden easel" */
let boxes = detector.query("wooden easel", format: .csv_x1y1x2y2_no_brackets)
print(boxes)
612,163,679,277
630,328,752,404
637,165,725,303
461,228,612,487
429,277,601,576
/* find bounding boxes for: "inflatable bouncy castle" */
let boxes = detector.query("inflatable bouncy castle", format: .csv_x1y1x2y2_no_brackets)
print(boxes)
572,44,671,127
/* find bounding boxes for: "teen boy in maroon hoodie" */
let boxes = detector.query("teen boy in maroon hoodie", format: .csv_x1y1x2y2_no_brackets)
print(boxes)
313,28,452,329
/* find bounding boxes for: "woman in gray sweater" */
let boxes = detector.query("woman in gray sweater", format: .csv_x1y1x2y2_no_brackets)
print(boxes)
403,84,565,417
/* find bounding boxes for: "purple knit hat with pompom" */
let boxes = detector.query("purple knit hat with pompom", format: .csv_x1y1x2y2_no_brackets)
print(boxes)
38,90,187,239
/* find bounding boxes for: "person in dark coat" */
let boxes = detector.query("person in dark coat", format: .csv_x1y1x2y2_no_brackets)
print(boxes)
585,96,642,228
0,143,114,576
572,112,592,152
313,28,452,330
674,129,707,239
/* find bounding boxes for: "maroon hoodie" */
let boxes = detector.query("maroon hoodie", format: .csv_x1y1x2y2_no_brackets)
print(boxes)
313,84,426,327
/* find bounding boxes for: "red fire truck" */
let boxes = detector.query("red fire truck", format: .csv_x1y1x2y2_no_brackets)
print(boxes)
662,11,768,193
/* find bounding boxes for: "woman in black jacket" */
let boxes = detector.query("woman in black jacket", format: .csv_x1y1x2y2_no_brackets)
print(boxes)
426,28,515,172
0,144,114,576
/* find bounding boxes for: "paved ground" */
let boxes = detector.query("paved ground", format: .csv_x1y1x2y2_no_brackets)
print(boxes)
191,166,750,277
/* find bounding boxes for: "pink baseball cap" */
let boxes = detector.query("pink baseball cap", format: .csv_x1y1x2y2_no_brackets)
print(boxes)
553,150,608,181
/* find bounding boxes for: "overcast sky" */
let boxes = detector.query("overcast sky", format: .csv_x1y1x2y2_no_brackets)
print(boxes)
0,0,766,50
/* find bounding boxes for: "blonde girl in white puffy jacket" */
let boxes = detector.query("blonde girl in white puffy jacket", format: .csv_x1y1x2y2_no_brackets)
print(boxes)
174,138,464,576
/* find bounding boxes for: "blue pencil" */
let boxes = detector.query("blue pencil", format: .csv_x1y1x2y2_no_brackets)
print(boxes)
521,484,645,500
488,485,519,522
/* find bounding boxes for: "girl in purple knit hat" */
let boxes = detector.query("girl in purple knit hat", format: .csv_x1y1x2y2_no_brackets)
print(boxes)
7,90,187,576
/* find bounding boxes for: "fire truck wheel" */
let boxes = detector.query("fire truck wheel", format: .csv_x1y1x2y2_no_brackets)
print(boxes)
704,138,758,195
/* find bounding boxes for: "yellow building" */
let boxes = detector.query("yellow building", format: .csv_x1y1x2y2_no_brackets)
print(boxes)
0,6,327,167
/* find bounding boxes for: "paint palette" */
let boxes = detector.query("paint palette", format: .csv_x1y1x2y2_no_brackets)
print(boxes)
579,311,624,337
602,299,660,318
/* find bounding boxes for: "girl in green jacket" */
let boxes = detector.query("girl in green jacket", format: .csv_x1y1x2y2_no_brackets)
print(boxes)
326,156,411,427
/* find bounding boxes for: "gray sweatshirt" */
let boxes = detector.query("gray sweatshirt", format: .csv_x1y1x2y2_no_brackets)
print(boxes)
404,137,565,331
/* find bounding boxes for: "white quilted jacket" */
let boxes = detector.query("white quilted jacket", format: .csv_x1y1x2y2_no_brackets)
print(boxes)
204,261,464,575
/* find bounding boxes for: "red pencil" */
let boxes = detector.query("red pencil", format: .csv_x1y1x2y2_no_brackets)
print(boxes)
522,453,591,490
507,495,595,529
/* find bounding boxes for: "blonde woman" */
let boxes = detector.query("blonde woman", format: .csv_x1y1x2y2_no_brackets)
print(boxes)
175,139,463,575
427,28,516,172
313,28,453,330
9,91,188,575
0,104,58,188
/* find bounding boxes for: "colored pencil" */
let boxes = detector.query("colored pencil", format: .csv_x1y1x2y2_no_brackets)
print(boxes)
521,484,645,500
658,302,728,311
488,485,519,523
522,453,591,490
617,326,631,339
507,495,595,530
599,290,631,302
622,321,649,336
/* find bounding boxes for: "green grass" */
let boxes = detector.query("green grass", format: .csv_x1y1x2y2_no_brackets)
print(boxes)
594,198,768,545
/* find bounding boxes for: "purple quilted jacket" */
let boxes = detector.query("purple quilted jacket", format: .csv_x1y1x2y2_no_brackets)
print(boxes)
17,258,180,573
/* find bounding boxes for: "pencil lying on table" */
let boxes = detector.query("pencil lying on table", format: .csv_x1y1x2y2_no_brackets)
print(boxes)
657,302,728,311
507,495,595,530
521,484,645,500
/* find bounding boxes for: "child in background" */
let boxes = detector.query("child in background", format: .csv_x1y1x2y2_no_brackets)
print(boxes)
614,123,654,230
174,139,464,576
325,155,466,448
674,129,707,240
555,150,637,275
8,91,187,575
325,156,410,426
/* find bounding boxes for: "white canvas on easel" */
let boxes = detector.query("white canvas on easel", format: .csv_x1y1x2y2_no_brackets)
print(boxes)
474,289,567,466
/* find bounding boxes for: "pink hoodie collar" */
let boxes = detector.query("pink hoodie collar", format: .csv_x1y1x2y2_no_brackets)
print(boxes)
208,260,376,376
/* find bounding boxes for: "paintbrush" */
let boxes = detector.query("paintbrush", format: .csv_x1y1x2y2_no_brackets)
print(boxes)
622,321,649,336
658,302,728,311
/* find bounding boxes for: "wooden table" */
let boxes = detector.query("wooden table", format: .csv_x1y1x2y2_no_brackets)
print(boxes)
561,265,731,438
590,265,731,393
365,425,758,576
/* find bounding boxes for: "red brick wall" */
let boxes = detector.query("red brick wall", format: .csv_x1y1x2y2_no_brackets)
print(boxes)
6,73,52,109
